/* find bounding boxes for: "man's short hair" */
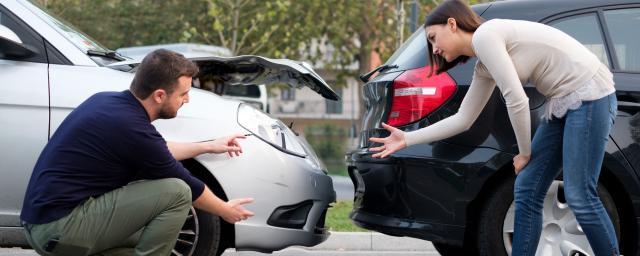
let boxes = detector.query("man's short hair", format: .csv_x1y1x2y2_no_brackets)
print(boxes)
130,49,199,99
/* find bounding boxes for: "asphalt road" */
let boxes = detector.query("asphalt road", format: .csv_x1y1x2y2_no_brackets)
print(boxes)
331,175,354,201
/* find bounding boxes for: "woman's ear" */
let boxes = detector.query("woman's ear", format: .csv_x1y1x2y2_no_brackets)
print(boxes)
447,18,457,32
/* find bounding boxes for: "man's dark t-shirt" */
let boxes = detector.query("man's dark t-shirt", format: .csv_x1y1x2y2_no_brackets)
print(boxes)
21,90,205,224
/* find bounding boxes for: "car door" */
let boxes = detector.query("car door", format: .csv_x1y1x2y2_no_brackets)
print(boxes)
601,6,640,177
0,4,49,227
547,6,640,176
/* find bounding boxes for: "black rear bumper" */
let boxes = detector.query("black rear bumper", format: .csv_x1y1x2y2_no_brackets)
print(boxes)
346,144,509,246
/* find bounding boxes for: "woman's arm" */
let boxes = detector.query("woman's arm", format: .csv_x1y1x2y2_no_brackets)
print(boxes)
472,27,531,156
403,73,497,146
370,72,496,158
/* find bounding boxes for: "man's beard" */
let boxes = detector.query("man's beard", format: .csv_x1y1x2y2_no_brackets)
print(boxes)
157,104,178,119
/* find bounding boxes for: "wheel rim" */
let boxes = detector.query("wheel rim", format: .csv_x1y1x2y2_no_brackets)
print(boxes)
502,181,594,256
172,207,200,256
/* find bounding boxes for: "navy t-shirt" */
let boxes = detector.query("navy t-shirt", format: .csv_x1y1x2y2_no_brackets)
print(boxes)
21,90,205,224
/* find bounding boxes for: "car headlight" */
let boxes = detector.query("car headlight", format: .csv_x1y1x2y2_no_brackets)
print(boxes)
237,104,307,157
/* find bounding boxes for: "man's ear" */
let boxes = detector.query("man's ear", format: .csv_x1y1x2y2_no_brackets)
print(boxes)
447,18,457,32
151,89,166,104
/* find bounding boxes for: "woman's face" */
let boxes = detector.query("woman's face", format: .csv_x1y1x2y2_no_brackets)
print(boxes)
426,21,461,62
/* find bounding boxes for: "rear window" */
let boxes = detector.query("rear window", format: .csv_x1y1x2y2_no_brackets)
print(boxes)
383,29,428,71
383,4,489,72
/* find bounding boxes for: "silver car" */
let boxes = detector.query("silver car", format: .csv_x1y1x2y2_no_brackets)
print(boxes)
0,1,337,255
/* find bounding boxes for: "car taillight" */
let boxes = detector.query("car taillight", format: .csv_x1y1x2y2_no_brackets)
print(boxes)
387,66,456,127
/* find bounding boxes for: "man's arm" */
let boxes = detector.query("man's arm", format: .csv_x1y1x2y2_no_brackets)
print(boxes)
194,186,254,223
166,141,208,161
168,134,254,223
167,134,246,160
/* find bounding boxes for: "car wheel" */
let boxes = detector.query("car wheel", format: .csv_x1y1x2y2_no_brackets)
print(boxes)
478,177,620,256
172,207,226,256
477,176,514,256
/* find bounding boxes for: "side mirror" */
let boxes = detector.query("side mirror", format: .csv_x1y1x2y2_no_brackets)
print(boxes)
0,35,38,59
0,24,38,59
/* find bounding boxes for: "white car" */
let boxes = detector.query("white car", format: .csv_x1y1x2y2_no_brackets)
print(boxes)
0,1,338,256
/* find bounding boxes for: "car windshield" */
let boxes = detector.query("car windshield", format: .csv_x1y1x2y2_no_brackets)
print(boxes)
22,1,112,58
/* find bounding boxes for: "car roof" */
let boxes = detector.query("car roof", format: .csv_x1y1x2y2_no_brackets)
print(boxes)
480,0,640,21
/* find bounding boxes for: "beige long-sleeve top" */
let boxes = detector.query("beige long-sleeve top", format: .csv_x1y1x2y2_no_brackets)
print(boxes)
404,19,614,156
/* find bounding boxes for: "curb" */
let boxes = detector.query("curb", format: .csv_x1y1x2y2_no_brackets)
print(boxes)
301,232,436,252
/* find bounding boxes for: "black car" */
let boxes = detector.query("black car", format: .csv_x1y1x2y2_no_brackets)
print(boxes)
347,0,640,255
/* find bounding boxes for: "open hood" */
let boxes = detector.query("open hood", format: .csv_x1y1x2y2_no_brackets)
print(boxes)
109,55,340,101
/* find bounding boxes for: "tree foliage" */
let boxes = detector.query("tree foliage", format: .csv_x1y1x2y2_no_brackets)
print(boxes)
37,0,491,77
34,0,201,49
38,1,432,71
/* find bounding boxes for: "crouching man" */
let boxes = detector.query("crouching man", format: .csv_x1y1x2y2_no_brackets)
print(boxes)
20,49,253,255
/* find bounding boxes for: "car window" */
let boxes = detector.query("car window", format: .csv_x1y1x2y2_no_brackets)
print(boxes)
549,13,610,68
0,6,47,63
383,28,428,71
384,6,487,72
25,2,108,54
604,8,640,72
225,84,261,98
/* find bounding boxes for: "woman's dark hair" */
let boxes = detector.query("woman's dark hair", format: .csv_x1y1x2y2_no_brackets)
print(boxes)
130,49,199,99
424,0,483,76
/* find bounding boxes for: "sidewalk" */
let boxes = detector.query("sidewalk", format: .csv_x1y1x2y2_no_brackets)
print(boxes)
308,232,434,251
0,232,436,255
222,231,437,255
330,175,354,200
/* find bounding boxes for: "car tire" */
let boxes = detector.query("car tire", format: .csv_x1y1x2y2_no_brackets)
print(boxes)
477,176,514,256
173,207,226,256
477,176,620,256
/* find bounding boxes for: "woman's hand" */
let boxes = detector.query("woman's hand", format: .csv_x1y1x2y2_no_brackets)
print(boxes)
368,123,407,158
513,154,531,175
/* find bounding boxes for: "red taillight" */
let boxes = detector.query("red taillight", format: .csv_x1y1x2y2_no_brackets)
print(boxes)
387,66,457,127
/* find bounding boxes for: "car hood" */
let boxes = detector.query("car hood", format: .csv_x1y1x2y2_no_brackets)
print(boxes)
108,55,339,101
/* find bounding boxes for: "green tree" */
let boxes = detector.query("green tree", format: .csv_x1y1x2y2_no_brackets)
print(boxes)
34,0,203,49
181,1,408,75
37,0,491,76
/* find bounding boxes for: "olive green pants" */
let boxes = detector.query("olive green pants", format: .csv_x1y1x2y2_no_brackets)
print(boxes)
23,178,192,256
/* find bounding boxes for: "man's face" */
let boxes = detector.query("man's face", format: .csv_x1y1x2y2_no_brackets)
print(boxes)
158,76,191,119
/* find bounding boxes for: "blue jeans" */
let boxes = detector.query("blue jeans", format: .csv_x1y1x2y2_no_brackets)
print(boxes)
512,93,619,256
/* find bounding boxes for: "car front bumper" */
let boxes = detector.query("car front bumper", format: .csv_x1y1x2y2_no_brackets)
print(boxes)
198,134,336,252
233,170,335,252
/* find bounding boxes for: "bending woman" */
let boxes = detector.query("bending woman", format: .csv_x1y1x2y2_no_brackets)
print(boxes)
369,0,619,255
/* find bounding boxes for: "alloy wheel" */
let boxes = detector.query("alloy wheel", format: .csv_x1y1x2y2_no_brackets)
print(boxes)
172,207,200,256
502,181,593,256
